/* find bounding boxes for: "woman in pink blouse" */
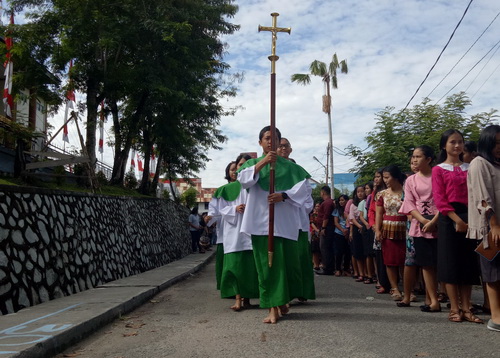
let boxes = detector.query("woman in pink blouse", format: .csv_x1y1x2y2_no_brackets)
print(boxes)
432,129,482,324
399,146,439,311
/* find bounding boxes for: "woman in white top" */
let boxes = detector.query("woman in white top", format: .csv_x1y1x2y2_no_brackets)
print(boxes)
467,125,500,332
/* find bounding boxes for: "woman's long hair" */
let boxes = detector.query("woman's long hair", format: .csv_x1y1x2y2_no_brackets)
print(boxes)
477,125,500,166
335,194,349,218
436,129,464,164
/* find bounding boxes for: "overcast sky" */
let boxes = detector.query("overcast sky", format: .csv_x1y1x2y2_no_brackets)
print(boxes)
39,0,500,189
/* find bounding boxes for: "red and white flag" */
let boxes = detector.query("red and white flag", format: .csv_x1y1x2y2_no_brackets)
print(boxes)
137,153,144,172
98,101,104,153
150,146,156,173
63,60,75,143
3,13,14,118
130,149,136,168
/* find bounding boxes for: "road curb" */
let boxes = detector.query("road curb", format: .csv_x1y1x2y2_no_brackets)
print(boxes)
2,251,216,358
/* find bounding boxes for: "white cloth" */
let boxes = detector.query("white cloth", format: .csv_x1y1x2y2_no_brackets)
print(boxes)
467,156,500,248
207,197,224,244
218,189,252,253
238,166,312,241
299,187,314,232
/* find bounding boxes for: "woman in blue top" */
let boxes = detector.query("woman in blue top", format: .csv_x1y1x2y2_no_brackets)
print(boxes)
332,194,351,276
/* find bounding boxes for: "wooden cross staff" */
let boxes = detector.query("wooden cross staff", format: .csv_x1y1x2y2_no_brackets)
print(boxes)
258,13,291,267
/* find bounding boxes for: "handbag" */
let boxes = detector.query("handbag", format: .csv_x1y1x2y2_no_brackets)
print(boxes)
475,232,500,261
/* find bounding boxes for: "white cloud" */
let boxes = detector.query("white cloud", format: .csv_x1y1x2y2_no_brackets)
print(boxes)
42,0,500,189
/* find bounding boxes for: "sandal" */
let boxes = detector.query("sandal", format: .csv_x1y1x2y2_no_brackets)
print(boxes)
376,287,387,294
355,276,364,282
420,305,441,312
462,311,484,324
334,271,341,277
448,309,463,323
364,277,374,284
389,288,402,301
410,293,418,302
438,292,449,303
396,301,411,307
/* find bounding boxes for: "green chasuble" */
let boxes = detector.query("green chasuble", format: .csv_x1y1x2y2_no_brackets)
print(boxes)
238,154,311,191
213,181,242,201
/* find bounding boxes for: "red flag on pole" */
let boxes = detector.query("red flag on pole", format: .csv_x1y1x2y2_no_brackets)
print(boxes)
130,149,136,168
137,153,144,172
3,13,14,118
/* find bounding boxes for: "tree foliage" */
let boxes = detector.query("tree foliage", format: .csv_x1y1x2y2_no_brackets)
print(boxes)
346,92,499,184
7,0,241,193
181,186,198,208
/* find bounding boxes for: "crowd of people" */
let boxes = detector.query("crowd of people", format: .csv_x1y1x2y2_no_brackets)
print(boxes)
189,124,500,330
312,125,500,332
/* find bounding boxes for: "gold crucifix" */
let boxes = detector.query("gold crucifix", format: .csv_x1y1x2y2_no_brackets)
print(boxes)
258,13,291,74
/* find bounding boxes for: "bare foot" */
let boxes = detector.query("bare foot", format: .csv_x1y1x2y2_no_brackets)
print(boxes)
231,295,242,311
263,307,279,324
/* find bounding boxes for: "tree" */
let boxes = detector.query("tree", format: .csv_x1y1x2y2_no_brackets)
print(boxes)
11,0,240,191
346,92,499,184
181,187,198,208
311,183,341,203
291,53,348,191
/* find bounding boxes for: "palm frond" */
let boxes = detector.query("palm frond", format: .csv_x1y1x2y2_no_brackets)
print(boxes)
309,60,327,76
331,76,338,89
331,53,339,68
340,59,348,74
291,73,311,85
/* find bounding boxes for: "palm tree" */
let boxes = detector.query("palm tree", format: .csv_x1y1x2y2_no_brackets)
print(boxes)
291,53,348,193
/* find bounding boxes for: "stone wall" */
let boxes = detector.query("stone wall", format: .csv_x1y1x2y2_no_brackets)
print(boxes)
0,185,191,315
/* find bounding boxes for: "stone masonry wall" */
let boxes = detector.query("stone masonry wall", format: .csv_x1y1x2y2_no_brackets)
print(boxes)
0,185,191,315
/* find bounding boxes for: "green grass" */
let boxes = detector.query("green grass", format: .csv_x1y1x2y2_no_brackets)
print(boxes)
0,177,149,198
0,177,20,186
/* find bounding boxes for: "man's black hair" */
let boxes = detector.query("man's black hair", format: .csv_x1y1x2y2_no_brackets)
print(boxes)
259,126,282,141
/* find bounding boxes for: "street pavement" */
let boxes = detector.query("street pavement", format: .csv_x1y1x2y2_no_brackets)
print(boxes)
1,250,499,358
0,252,214,358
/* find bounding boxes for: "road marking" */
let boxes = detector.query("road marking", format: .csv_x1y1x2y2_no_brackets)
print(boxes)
0,303,83,354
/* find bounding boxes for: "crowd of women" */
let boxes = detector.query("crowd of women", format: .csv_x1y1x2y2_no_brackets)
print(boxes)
310,125,500,332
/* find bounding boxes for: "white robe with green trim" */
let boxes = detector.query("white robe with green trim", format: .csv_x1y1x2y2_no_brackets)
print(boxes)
238,166,312,240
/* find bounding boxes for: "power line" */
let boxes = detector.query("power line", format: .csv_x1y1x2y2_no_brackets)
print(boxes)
471,60,500,99
402,0,474,111
465,43,500,92
437,39,500,103
427,10,500,98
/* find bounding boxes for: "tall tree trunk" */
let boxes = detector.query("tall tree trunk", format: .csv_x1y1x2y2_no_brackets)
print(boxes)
138,123,151,195
85,79,99,169
110,91,149,185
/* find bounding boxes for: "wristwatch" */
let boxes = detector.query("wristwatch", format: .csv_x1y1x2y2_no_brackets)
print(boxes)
281,192,289,201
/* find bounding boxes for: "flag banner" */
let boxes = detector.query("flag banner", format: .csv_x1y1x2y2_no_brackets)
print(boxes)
98,101,104,153
131,149,136,168
137,153,144,172
3,13,14,118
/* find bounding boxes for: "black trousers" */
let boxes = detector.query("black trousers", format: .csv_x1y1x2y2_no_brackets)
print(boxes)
190,230,201,252
320,227,335,273
333,232,351,272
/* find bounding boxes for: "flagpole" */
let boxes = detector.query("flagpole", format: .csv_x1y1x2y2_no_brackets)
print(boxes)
258,13,291,267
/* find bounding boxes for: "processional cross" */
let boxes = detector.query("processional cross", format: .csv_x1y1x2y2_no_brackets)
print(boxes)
258,13,291,267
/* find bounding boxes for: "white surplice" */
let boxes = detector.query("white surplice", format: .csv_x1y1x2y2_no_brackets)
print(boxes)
238,166,312,241
218,189,252,254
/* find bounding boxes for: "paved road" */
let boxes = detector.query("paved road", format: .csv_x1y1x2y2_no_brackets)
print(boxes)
54,261,498,358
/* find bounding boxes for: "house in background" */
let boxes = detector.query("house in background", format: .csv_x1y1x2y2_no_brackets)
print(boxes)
161,178,217,213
